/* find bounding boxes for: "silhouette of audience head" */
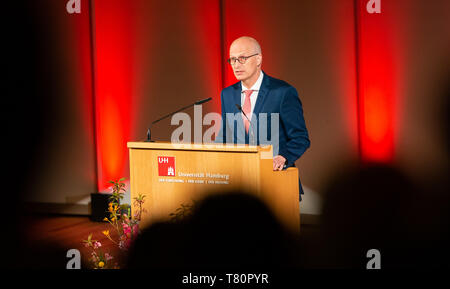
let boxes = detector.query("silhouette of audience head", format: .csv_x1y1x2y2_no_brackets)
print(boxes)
308,163,449,268
127,191,300,269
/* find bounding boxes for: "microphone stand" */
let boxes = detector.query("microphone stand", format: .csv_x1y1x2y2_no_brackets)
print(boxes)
146,97,212,142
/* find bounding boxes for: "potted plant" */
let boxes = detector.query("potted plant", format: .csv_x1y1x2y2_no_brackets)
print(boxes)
90,177,127,222
84,177,148,269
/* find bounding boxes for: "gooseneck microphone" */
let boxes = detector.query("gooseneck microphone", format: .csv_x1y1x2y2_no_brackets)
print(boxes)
146,97,212,142
235,103,256,145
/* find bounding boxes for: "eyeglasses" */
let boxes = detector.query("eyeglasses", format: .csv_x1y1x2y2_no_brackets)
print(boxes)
227,53,259,65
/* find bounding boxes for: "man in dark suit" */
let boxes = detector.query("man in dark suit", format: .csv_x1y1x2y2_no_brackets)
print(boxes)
215,36,310,199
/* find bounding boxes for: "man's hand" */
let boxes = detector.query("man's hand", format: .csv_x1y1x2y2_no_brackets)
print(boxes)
273,155,286,171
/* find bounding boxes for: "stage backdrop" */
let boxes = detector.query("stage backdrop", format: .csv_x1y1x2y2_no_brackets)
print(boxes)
19,0,449,218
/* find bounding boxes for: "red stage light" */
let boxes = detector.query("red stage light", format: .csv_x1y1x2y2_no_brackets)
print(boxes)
355,0,396,163
91,0,136,191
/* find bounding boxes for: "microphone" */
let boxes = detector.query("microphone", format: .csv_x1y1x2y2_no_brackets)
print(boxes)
235,104,256,145
146,97,212,142
195,97,212,105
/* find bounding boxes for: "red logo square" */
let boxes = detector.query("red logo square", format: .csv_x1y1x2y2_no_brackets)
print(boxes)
158,156,176,177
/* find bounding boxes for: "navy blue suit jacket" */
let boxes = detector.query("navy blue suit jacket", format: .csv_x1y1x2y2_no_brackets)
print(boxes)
216,72,310,198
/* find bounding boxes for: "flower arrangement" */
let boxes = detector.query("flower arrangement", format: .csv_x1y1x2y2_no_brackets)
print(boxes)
82,233,116,269
83,177,147,269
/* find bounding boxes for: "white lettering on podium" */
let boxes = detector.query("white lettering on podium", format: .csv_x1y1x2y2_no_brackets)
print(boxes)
158,157,169,163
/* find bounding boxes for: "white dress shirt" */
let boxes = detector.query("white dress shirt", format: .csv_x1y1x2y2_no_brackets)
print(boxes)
241,71,264,120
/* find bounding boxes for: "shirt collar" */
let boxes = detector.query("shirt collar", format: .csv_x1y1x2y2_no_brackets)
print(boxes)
241,71,264,92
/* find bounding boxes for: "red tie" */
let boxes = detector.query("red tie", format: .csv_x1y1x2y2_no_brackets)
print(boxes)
242,90,254,133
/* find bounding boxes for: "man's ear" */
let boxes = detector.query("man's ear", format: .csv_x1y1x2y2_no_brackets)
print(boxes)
257,55,262,67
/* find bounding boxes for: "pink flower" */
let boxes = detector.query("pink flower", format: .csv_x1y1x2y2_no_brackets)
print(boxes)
122,223,132,238
132,224,139,238
90,252,98,262
105,253,114,261
93,241,102,249
118,236,132,251
119,240,125,250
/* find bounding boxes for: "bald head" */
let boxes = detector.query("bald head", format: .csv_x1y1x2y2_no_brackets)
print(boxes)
229,36,263,86
230,36,262,55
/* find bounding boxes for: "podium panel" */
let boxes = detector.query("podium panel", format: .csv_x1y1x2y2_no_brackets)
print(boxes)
128,142,300,232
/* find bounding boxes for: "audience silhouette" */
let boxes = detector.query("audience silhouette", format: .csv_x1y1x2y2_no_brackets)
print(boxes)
127,191,301,269
301,163,449,269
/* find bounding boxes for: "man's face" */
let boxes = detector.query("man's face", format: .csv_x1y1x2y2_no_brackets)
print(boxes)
229,40,261,82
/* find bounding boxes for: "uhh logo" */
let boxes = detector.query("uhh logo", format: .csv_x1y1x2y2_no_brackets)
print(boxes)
158,156,176,177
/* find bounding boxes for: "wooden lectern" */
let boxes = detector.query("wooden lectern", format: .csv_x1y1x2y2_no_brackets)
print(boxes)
128,142,300,233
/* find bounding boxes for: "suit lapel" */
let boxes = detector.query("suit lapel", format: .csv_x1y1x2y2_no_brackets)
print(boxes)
232,82,242,113
253,72,271,117
231,82,246,141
